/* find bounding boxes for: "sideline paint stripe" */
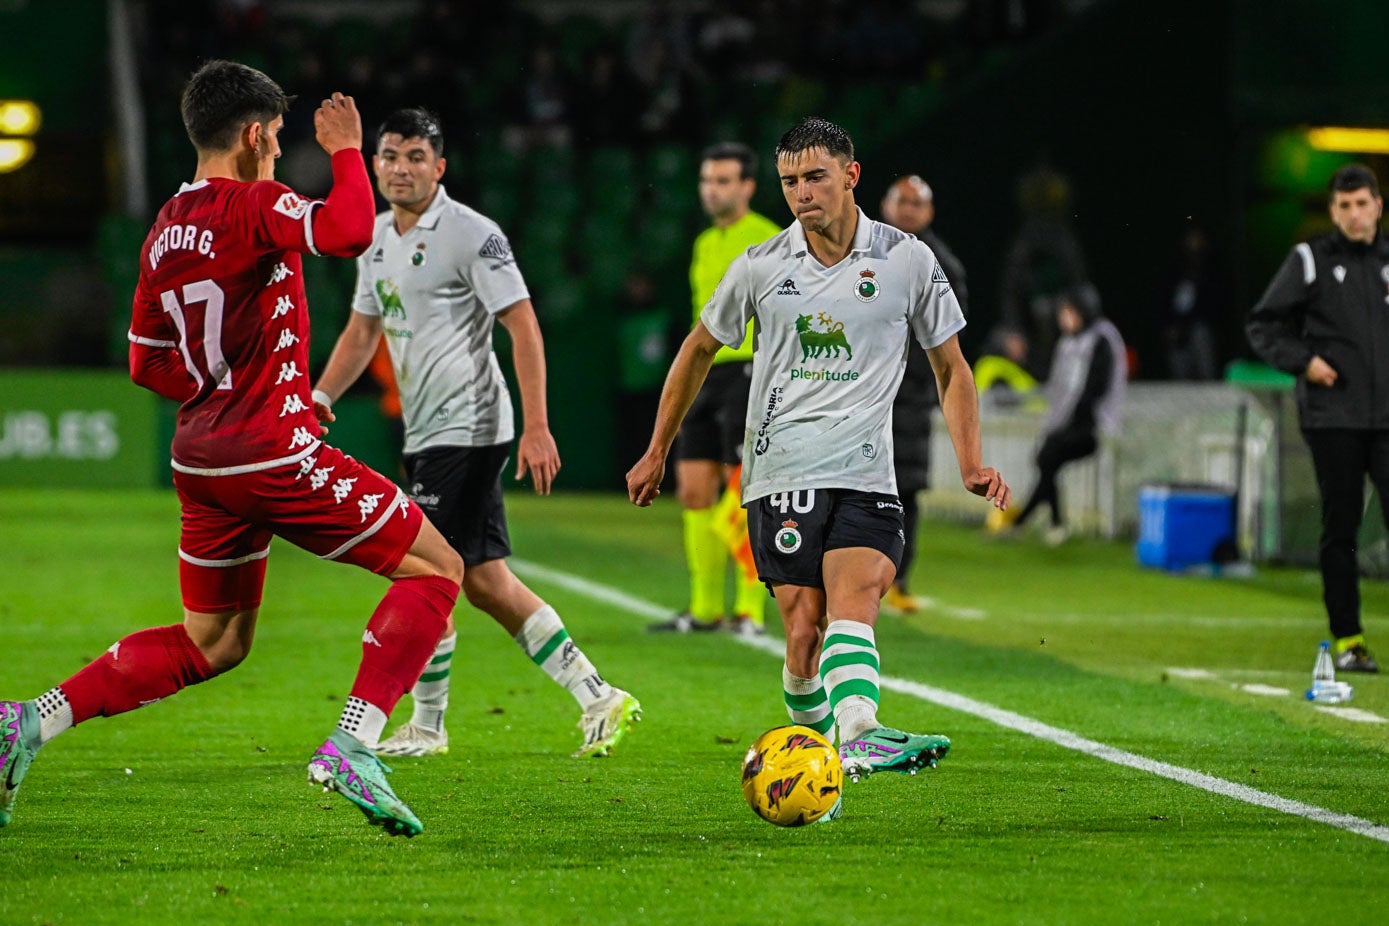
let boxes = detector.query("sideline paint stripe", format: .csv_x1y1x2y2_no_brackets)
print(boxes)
510,559,1389,844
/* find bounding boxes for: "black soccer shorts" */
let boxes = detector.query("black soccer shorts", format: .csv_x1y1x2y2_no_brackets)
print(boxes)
676,361,752,465
747,488,905,589
402,442,512,566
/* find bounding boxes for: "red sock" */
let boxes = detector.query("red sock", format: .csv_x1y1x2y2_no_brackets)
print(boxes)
349,575,458,715
60,624,214,725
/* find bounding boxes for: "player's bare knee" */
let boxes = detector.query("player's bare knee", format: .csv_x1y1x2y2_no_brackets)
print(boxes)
461,572,501,613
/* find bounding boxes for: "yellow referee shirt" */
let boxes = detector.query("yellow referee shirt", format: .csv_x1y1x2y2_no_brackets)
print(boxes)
690,210,781,364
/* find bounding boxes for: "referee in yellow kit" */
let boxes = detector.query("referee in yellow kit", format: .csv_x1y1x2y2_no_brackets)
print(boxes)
651,143,779,636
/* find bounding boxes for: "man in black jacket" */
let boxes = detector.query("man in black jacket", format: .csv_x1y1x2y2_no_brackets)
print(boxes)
1247,163,1387,673
879,176,968,612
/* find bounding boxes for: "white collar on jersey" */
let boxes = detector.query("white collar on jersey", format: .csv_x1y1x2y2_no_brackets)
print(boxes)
176,179,210,196
411,183,451,231
787,205,874,260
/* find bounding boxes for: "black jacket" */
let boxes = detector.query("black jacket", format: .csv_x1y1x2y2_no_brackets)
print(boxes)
891,229,968,492
1247,229,1389,429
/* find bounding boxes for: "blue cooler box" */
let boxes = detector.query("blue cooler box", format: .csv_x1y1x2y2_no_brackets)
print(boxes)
1136,484,1235,570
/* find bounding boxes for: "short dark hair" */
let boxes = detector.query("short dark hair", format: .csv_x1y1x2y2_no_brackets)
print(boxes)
1329,163,1380,199
701,142,757,180
774,117,855,165
180,60,292,153
377,108,444,157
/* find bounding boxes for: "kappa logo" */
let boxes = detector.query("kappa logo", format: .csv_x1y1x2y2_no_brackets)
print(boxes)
273,191,313,220
777,278,801,295
362,630,383,648
1334,265,1347,284
478,233,516,266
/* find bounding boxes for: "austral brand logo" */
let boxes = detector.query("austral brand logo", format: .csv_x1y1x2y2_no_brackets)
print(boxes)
375,279,407,320
776,519,802,554
855,269,881,302
777,278,801,295
479,233,516,267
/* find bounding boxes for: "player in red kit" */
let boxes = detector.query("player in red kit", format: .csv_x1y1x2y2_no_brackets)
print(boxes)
0,60,463,837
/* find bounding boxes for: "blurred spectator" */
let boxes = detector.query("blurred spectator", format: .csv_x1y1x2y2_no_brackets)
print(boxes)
973,324,1040,406
878,175,967,614
504,43,572,151
572,46,642,147
990,283,1125,544
999,161,1089,378
1162,227,1221,380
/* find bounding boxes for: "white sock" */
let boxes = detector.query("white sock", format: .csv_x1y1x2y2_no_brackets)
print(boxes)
337,696,388,747
820,619,881,743
34,687,73,746
782,664,834,739
515,605,612,710
409,632,456,733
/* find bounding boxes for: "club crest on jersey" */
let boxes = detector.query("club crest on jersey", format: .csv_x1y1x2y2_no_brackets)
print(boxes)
776,519,802,554
412,242,427,267
273,191,313,220
855,269,880,302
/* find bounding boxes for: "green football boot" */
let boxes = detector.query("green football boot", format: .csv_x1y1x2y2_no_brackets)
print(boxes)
307,729,423,837
0,700,41,827
839,726,951,783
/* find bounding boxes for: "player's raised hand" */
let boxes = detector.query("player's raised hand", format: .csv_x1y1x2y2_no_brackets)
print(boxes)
314,92,362,155
964,466,1011,510
516,427,561,495
626,452,666,507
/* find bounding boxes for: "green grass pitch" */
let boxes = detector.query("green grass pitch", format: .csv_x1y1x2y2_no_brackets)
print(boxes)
1,488,1386,925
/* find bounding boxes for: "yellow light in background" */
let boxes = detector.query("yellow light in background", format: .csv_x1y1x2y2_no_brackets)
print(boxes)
0,139,36,173
1306,126,1389,155
0,100,41,136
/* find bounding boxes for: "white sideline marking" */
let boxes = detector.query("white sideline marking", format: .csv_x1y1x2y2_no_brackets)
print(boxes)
1316,707,1388,724
1166,667,1218,680
511,559,1389,844
1238,684,1293,697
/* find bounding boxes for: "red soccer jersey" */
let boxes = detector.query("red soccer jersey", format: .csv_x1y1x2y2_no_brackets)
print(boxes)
129,151,372,473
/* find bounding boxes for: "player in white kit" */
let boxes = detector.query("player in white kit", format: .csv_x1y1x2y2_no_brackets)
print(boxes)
315,109,639,760
628,118,1009,793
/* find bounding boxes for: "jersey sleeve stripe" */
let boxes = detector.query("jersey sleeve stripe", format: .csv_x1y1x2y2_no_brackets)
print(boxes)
303,201,324,257
128,331,178,348
319,488,409,562
1295,242,1316,285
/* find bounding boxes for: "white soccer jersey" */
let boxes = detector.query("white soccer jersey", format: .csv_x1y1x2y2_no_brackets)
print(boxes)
701,207,965,503
352,185,528,453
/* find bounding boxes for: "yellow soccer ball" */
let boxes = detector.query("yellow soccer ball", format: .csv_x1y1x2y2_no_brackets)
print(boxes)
740,725,843,826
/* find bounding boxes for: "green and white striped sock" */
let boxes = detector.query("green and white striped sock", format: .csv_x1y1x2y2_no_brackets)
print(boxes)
516,605,611,710
820,619,881,743
409,631,456,733
782,664,834,738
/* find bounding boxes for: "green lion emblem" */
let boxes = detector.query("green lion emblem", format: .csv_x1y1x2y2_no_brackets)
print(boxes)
376,279,406,320
795,313,853,361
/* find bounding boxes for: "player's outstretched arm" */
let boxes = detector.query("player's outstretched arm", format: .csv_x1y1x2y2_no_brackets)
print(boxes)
927,334,1011,510
627,322,722,507
497,299,560,495
305,92,374,257
311,310,384,430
